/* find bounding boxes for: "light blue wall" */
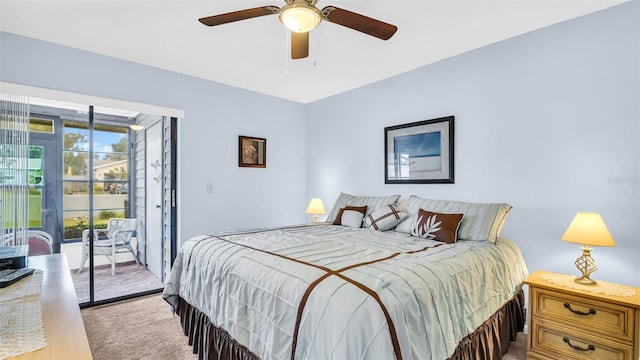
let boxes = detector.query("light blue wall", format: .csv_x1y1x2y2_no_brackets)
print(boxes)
306,1,640,287
1,1,638,288
0,32,309,243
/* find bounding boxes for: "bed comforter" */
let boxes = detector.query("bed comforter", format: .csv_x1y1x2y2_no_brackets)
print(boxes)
163,224,528,360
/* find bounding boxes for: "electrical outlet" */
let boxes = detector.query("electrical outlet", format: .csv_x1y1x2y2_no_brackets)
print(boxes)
206,183,214,193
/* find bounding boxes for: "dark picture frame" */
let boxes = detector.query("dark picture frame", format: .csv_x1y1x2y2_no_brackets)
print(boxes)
238,136,266,168
384,116,454,184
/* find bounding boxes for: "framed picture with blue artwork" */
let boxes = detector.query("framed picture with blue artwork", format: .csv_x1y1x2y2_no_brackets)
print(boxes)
384,116,454,184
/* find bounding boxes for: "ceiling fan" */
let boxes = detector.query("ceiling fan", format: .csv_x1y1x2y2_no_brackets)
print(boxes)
198,0,398,59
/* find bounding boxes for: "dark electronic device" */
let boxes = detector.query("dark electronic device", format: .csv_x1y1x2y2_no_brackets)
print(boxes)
0,267,35,288
0,245,28,270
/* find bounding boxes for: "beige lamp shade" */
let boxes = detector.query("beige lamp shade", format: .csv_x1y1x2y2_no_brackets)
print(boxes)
305,198,326,215
561,212,615,247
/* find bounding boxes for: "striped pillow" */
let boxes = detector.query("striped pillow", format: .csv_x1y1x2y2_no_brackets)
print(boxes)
326,193,401,227
395,196,512,243
364,204,407,231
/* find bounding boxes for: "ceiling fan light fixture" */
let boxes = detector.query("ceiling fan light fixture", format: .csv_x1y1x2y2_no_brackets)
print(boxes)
279,3,322,33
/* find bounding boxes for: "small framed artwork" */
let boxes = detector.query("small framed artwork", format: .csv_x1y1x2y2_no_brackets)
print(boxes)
239,136,266,168
384,116,454,184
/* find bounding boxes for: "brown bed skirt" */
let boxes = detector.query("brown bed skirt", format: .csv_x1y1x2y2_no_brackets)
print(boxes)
176,289,525,360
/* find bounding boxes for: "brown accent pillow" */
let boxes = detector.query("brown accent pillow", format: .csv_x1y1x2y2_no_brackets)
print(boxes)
333,206,368,227
410,209,463,243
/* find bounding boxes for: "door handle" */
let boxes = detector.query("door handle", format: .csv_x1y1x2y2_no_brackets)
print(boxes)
155,205,161,209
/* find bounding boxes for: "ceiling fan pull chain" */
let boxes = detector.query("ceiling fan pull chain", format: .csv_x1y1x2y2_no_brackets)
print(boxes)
284,29,292,74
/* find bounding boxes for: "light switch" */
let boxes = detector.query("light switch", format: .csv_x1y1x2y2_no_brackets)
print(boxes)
206,183,213,193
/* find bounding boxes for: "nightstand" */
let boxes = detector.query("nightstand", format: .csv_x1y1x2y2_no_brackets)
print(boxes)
524,270,640,360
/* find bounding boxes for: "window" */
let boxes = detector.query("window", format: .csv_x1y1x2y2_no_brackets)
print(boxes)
62,121,130,240
29,117,54,134
28,145,44,227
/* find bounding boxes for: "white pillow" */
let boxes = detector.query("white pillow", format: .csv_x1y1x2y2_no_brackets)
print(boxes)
340,210,366,228
326,192,401,226
364,204,407,231
395,196,512,242
333,206,368,228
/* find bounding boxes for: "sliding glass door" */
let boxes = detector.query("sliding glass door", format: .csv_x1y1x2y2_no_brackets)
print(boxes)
24,99,175,307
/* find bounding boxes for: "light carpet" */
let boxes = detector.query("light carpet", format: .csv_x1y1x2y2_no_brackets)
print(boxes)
81,294,526,360
81,294,195,360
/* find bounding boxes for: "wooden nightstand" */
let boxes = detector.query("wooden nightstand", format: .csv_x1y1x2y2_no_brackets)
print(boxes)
524,270,640,360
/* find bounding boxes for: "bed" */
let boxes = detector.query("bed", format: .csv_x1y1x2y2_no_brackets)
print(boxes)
163,194,529,360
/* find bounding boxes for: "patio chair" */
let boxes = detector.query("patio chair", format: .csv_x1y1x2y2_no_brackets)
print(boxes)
1,230,54,256
77,218,139,275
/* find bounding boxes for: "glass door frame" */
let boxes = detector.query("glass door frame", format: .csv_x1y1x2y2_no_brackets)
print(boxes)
29,114,62,253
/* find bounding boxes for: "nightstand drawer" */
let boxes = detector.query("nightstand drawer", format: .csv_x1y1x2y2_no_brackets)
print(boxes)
531,287,635,342
530,321,634,360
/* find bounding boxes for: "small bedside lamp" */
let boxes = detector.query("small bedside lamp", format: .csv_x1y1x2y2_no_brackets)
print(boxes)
561,212,616,285
305,198,326,223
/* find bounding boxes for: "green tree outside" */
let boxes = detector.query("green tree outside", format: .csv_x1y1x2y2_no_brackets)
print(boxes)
63,132,88,176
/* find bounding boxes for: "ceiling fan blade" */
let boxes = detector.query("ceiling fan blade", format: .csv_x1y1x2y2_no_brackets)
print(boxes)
291,31,309,59
199,6,279,27
322,6,397,40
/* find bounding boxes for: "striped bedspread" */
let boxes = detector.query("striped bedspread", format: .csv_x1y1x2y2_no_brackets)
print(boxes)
163,224,528,360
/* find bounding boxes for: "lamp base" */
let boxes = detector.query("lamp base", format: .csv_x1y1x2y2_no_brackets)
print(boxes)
312,215,319,223
574,245,599,286
574,276,597,286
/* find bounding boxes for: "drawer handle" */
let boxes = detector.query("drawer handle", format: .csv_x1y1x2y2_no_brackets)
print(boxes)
563,337,596,352
563,303,596,316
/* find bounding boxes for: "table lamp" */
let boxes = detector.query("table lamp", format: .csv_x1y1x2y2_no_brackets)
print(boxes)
305,198,326,223
561,212,615,285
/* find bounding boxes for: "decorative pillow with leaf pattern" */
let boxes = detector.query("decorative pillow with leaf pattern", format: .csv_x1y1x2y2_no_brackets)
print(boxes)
410,209,464,243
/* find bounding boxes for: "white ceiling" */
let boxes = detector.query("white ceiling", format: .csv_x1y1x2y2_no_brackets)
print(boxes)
0,1,628,104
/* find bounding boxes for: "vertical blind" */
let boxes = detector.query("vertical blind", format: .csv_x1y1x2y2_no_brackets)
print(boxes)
0,93,30,245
